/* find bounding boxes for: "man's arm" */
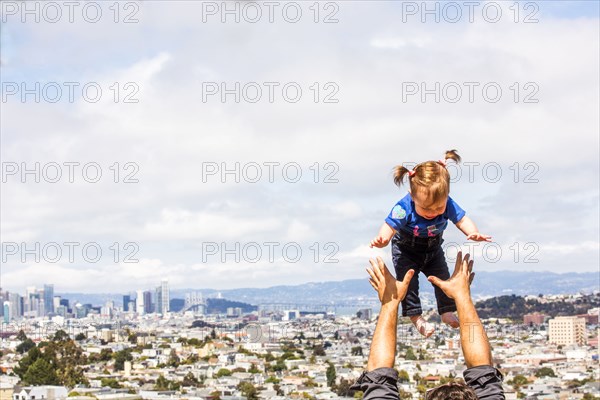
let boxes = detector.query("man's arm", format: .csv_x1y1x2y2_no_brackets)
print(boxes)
428,252,492,367
365,257,414,370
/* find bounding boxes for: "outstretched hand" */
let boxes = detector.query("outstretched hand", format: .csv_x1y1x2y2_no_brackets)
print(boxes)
428,251,475,301
366,257,414,305
369,236,389,248
467,232,492,242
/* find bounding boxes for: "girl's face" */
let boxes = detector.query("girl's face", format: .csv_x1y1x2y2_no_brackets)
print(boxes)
411,190,447,220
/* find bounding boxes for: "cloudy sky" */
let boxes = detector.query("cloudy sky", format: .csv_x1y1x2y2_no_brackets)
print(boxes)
1,1,598,293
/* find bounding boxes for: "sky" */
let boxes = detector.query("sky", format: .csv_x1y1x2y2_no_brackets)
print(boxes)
1,0,599,293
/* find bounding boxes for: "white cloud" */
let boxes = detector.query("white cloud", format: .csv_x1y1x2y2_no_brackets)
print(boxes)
1,2,598,292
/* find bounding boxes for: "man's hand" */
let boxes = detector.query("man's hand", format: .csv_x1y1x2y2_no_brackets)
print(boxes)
428,251,474,301
466,232,492,242
369,236,390,248
366,256,414,305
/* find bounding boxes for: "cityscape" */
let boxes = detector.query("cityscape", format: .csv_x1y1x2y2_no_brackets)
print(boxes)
0,281,598,400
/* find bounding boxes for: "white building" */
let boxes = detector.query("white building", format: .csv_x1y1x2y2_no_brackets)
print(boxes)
548,316,586,346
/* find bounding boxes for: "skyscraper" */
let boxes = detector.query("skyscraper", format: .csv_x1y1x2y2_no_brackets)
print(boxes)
123,295,131,312
143,291,153,314
136,290,145,315
154,280,170,315
44,284,54,315
161,280,170,314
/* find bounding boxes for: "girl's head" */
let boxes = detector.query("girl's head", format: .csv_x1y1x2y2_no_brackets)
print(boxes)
393,150,461,220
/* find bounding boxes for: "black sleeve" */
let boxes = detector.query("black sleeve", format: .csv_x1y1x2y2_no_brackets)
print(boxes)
463,365,506,400
350,368,400,400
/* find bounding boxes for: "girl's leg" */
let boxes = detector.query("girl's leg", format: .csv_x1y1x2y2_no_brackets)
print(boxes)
393,251,423,318
423,247,459,327
409,315,435,338
392,243,433,336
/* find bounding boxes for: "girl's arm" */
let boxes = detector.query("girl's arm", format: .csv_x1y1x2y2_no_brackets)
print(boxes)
455,216,492,242
370,223,396,248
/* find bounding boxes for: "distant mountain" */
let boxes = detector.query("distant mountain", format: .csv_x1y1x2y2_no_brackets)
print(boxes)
176,271,599,305
59,271,598,307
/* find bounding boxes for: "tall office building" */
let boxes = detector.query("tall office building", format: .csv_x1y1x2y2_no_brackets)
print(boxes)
549,316,586,346
44,284,54,314
155,280,170,315
3,302,10,323
9,293,23,319
136,290,145,315
123,295,131,312
143,291,153,314
161,280,169,314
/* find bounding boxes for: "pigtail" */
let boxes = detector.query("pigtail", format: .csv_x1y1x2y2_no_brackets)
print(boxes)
444,149,461,164
393,165,411,187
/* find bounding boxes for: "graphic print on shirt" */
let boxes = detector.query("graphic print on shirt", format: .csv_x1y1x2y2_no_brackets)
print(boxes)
413,225,419,236
427,225,438,237
392,205,406,220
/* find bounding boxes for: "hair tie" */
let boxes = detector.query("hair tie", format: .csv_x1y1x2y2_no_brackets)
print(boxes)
437,159,447,168
408,170,416,177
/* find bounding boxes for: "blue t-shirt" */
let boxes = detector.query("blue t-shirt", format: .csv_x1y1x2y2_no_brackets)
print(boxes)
385,194,466,238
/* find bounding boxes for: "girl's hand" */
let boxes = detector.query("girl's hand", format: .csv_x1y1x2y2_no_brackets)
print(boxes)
370,236,389,248
467,232,492,242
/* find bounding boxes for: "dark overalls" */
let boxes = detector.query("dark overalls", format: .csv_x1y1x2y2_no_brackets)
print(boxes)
391,228,456,317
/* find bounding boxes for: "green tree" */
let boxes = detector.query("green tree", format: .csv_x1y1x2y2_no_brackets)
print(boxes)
582,394,600,400
535,367,556,378
237,381,258,400
398,369,410,383
351,346,363,356
326,362,336,388
509,374,529,389
335,378,354,397
53,330,70,342
168,349,180,367
215,368,232,378
101,378,122,389
75,333,87,341
248,364,260,374
22,358,59,385
16,339,36,354
182,372,199,387
14,347,42,379
405,347,417,360
154,375,170,391
113,349,133,371
313,344,326,356
99,348,113,362
16,330,28,341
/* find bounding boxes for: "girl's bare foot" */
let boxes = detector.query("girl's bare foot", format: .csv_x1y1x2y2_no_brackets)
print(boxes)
441,312,460,328
409,315,435,338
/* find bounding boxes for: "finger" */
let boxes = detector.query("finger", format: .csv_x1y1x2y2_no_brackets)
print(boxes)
452,251,462,277
366,267,377,281
469,272,475,285
428,275,443,288
468,259,474,274
402,269,415,285
462,253,470,271
466,234,475,240
368,278,378,291
370,258,384,281
375,256,387,275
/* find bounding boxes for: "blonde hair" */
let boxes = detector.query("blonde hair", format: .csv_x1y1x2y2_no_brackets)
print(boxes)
393,150,461,205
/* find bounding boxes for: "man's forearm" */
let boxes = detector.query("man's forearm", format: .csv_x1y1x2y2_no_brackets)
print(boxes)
367,301,400,371
456,295,493,368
